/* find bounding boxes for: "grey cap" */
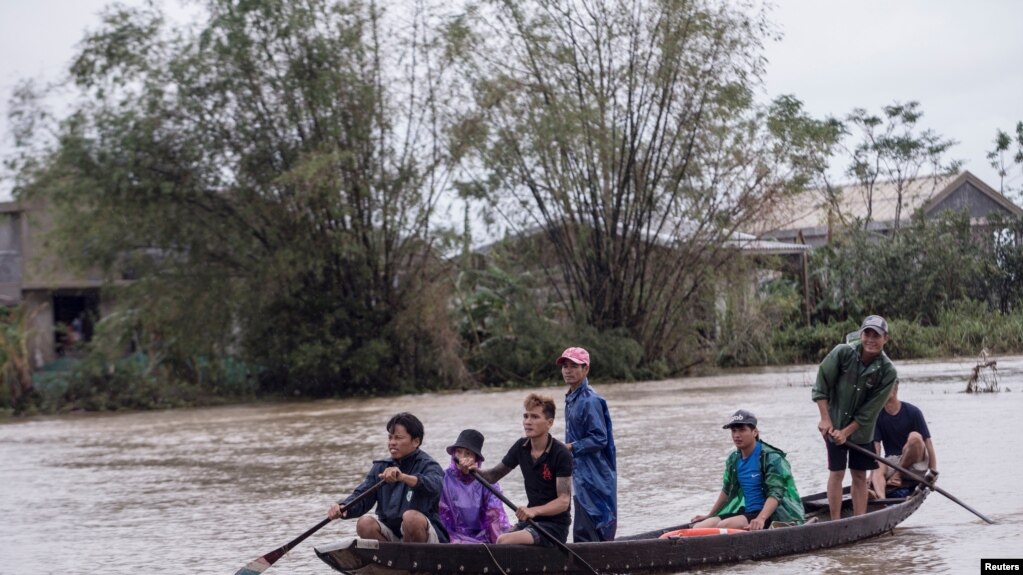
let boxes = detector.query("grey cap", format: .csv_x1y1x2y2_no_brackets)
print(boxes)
860,315,889,336
723,409,758,429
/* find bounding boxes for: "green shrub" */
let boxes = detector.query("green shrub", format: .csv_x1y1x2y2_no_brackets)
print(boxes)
883,319,939,360
770,319,859,364
758,303,1023,366
933,301,1023,356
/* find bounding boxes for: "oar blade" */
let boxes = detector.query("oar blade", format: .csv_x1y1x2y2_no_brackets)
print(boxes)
234,557,272,575
230,480,386,575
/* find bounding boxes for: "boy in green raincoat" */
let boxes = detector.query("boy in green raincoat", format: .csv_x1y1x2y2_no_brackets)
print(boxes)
691,410,805,530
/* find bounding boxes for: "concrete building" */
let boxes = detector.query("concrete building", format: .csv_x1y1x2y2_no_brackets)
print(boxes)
0,200,118,367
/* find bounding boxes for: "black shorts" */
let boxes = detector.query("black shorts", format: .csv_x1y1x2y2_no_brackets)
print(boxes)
825,438,878,471
513,519,569,548
720,508,773,528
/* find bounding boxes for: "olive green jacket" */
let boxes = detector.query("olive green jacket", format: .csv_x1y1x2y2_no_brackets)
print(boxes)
717,440,805,524
812,342,897,445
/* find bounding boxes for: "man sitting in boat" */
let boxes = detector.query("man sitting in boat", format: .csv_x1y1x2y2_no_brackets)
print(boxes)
327,412,450,543
813,315,898,519
458,394,574,546
690,410,805,530
869,382,938,499
439,429,511,543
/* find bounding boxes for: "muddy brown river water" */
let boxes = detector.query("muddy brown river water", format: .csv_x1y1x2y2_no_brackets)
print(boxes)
2,355,1022,574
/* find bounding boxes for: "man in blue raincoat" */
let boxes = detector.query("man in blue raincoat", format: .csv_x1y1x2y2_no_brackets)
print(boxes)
559,347,617,542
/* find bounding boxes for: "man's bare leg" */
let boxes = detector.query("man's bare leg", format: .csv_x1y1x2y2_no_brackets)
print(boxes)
399,510,430,542
356,516,388,541
827,470,845,520
850,469,868,516
870,462,888,498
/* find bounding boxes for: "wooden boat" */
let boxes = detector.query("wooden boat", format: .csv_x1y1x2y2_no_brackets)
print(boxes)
315,486,928,575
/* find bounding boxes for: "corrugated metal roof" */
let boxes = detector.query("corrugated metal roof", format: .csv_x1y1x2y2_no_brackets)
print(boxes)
755,173,957,235
724,237,810,254
473,224,809,255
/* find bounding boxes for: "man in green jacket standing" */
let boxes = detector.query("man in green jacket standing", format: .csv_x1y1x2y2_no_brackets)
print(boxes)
813,315,897,520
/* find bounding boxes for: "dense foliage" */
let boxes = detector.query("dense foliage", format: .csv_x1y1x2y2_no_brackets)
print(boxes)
4,1,1023,415
12,0,470,397
809,211,990,325
452,0,835,368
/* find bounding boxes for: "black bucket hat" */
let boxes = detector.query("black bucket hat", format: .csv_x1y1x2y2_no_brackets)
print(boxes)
447,429,486,462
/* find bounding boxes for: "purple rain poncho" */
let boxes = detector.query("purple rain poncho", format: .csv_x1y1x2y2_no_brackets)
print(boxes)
438,458,511,544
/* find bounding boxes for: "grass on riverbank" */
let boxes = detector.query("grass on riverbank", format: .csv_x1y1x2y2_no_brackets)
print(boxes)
768,303,1023,365
5,303,1023,417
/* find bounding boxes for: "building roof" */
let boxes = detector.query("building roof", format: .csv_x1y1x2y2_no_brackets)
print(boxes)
723,233,810,254
754,171,1023,241
475,222,810,256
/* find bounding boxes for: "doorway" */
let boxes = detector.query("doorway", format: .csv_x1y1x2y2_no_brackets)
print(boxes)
52,291,99,356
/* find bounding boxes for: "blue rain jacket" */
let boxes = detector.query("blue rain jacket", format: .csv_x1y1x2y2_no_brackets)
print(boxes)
565,378,617,540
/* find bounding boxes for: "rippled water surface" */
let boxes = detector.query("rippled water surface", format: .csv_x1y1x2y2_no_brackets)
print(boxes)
2,356,1022,574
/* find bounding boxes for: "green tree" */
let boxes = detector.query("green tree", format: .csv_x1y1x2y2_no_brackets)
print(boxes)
987,121,1023,203
808,210,988,325
453,0,835,368
977,212,1023,314
12,0,469,395
844,101,960,231
0,305,38,408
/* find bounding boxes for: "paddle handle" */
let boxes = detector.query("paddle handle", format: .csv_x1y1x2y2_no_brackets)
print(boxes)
470,469,522,514
334,478,388,520
279,478,386,554
262,517,332,565
842,440,995,524
246,476,386,564
470,469,602,575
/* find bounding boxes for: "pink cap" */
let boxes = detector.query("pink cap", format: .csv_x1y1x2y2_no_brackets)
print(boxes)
557,347,590,366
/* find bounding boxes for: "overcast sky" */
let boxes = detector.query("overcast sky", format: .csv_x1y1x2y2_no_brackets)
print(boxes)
763,0,1023,193
2,0,1022,198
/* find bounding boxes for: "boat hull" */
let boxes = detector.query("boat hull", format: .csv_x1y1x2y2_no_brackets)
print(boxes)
315,488,928,575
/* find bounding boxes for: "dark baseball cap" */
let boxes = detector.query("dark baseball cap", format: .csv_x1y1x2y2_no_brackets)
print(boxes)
860,315,889,336
723,409,758,429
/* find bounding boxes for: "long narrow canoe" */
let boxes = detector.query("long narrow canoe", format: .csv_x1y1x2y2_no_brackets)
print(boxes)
315,486,928,575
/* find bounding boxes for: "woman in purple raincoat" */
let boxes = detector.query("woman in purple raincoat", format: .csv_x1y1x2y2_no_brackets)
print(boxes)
439,429,511,543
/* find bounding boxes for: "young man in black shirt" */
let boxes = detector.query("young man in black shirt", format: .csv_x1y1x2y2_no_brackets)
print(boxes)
457,393,573,545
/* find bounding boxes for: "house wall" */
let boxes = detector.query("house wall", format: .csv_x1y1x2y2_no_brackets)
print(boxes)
927,181,1013,220
0,211,22,303
0,200,116,367
22,291,53,368
19,204,107,289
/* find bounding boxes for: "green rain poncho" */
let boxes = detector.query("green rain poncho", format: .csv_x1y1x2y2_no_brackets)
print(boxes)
812,342,897,445
716,439,805,524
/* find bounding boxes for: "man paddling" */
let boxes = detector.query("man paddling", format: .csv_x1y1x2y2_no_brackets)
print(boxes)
812,315,897,520
327,412,449,543
458,393,574,546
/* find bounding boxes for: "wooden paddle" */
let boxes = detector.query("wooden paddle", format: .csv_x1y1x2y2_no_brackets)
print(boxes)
470,469,602,575
841,440,996,524
233,479,386,575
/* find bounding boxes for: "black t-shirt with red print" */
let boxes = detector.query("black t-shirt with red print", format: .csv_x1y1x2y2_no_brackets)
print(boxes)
501,434,573,525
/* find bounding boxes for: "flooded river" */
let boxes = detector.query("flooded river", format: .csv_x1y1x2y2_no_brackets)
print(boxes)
2,355,1022,574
